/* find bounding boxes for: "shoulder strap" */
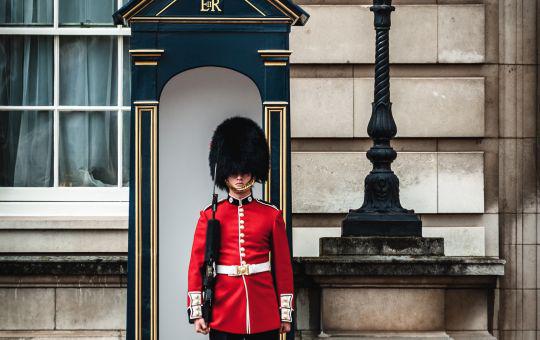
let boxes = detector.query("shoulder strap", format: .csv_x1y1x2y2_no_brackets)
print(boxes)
255,198,279,210
203,198,226,212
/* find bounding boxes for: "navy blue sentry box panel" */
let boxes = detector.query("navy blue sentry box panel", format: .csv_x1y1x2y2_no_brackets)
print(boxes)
113,1,308,339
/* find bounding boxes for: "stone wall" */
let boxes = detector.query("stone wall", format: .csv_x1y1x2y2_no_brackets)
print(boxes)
287,0,538,339
290,2,494,259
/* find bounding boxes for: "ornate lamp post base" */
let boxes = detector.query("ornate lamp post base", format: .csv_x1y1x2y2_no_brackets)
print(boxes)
341,0,422,237
342,211,422,236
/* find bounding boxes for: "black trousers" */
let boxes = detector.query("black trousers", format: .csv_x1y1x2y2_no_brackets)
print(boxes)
209,328,280,340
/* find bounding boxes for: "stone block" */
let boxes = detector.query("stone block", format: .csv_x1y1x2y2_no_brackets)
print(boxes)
290,5,437,64
293,227,340,257
498,0,537,65
500,289,517,330
322,331,452,339
290,5,373,64
420,213,498,256
437,153,484,213
500,245,516,289
422,227,485,256
445,289,488,331
0,217,127,230
521,245,536,289
447,331,496,339
0,330,126,339
498,330,536,340
521,139,537,213
322,288,445,331
499,66,538,139
292,152,484,214
0,202,128,217
55,288,126,330
295,288,320,331
291,78,354,137
291,152,437,214
483,214,499,257
484,0,498,65
438,5,485,63
353,78,485,138
292,152,366,214
392,152,438,213
522,289,536,330
0,288,55,330
389,5,438,63
537,290,540,331
0,230,127,253
498,65,518,138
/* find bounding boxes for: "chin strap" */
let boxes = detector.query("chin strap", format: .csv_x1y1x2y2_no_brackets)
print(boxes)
226,177,256,194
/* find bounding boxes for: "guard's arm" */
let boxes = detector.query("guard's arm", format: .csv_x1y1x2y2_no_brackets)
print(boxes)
270,210,294,323
186,210,208,322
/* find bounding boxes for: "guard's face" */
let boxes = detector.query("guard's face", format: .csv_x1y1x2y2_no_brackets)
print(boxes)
226,173,253,191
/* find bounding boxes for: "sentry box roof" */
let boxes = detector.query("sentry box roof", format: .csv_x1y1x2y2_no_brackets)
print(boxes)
114,0,309,26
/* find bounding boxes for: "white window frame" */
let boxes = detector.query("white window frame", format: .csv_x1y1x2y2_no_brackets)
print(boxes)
0,0,132,208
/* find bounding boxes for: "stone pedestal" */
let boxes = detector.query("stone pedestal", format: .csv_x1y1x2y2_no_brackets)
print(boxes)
293,237,505,340
0,256,127,339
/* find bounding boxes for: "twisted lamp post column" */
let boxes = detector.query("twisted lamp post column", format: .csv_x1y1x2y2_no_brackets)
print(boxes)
342,0,422,236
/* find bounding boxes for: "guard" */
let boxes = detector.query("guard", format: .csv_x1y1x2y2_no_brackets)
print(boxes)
187,116,294,339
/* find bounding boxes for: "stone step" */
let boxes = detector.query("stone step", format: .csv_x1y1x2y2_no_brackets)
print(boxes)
311,331,452,339
320,236,444,256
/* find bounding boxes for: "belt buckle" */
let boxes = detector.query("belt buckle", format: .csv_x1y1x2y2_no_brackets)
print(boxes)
236,264,250,276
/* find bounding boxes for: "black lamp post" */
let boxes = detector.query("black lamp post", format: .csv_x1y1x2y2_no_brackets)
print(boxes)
342,0,422,237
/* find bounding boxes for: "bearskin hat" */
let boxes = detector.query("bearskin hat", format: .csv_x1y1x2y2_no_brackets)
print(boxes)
209,116,270,191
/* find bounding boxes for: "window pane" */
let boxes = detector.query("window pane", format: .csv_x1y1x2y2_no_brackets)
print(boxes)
0,0,53,26
122,110,130,186
59,0,115,26
60,36,118,106
0,36,53,106
123,38,131,106
59,111,118,187
0,111,53,187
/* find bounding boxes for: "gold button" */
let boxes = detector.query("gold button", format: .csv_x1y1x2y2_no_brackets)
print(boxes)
240,239,245,243
240,225,245,230
240,233,245,237
239,213,244,217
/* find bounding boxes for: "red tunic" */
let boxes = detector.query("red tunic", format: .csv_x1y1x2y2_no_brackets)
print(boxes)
186,193,294,334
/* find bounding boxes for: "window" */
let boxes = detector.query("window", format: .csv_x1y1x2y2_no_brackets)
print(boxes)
0,0,131,207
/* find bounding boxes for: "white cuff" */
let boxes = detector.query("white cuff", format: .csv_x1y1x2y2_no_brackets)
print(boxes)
279,293,293,322
188,291,203,319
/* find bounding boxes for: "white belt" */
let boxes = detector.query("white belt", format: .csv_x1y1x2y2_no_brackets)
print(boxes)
216,261,271,276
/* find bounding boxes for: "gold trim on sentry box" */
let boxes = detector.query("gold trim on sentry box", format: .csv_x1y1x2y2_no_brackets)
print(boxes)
134,103,159,340
135,61,158,66
264,108,271,202
264,61,287,66
150,104,158,340
134,105,142,340
263,104,288,226
156,0,178,16
123,0,154,21
130,16,291,24
243,0,266,16
257,50,292,58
